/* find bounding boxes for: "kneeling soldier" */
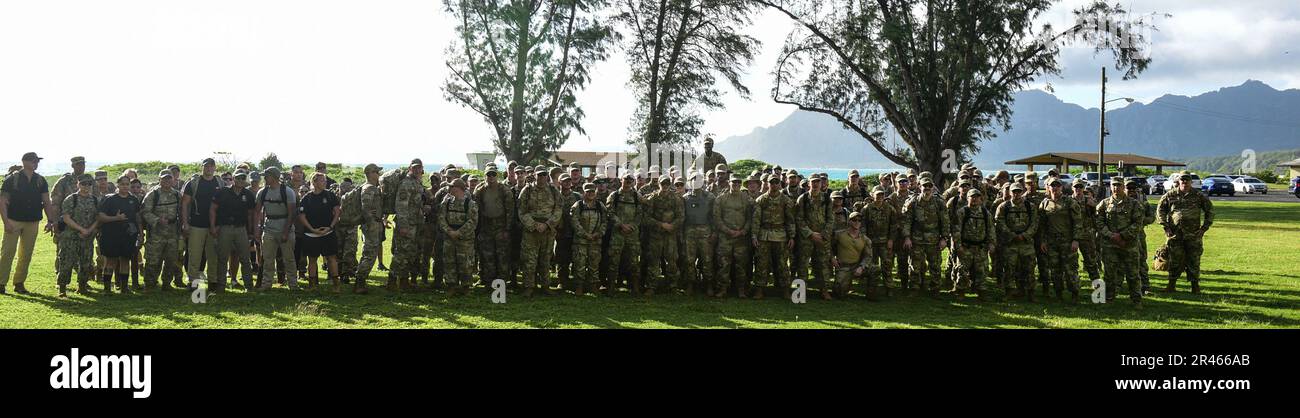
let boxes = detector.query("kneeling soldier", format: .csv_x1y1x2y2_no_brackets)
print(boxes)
831,212,876,300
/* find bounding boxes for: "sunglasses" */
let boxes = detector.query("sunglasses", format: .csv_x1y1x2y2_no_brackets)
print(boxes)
922,184,934,189
79,181,93,186
1050,184,1062,187
1012,189,1024,193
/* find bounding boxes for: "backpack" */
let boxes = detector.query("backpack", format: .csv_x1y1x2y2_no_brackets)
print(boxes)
144,188,179,232
379,168,407,215
443,195,472,228
337,186,364,227
256,183,292,219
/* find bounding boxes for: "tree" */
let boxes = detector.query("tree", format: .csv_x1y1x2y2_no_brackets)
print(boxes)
754,0,1160,177
443,0,616,164
616,0,760,156
259,153,283,170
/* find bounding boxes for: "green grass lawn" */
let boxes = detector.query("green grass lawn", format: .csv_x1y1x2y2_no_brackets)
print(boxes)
2,199,1297,329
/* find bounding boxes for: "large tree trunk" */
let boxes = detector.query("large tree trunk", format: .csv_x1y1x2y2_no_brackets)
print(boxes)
509,10,532,164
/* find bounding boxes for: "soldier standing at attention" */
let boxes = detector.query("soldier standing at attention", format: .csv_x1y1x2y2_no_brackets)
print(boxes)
570,183,606,296
681,173,714,296
712,174,751,298
1156,171,1214,294
829,191,850,233
951,189,993,299
474,165,514,289
795,174,833,295
692,135,727,176
860,187,898,297
997,181,1037,301
209,170,256,292
517,169,562,297
1020,172,1051,297
141,170,182,292
554,174,582,291
1096,178,1145,307
841,170,870,211
902,178,948,297
350,164,385,293
888,176,913,291
830,212,875,300
49,156,87,268
751,175,796,300
390,159,426,293
1038,178,1085,303
1070,179,1102,286
606,174,644,296
643,176,684,297
439,179,477,296
55,174,99,297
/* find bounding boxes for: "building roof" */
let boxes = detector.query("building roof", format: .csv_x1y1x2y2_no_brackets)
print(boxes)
548,151,631,167
1004,152,1185,167
1276,158,1300,167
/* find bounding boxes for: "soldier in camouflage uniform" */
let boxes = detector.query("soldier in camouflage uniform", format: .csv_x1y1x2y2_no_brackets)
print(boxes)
1021,172,1051,296
944,179,974,289
1070,178,1103,284
50,156,88,267
350,164,385,293
606,175,644,295
681,173,714,296
570,183,606,296
751,175,796,299
1096,178,1144,307
859,187,898,297
439,179,477,295
888,177,913,290
691,136,727,177
643,176,683,296
951,188,993,298
902,178,948,297
841,170,870,211
1126,181,1156,294
554,174,582,290
474,165,514,288
335,179,359,286
1038,177,1085,302
997,182,1038,300
389,159,426,292
420,172,444,287
795,175,833,294
830,211,875,300
713,174,751,298
517,169,562,297
141,170,182,292
55,174,99,297
1156,171,1214,294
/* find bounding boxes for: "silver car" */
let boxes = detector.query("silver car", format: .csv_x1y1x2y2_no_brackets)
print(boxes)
1232,177,1268,194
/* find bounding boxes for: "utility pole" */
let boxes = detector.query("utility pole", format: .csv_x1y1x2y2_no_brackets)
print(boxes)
1099,67,1107,198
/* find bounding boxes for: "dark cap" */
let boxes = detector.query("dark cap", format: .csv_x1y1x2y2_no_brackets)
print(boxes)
262,166,281,177
364,163,381,174
21,152,42,162
158,170,173,179
410,158,423,167
202,157,216,166
70,156,86,165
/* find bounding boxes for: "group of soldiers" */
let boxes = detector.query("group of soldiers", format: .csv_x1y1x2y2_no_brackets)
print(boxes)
5,142,1216,308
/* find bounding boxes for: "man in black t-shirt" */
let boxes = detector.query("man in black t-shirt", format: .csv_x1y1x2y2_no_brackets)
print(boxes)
181,158,222,285
208,170,256,291
97,175,143,294
298,172,341,291
0,152,55,294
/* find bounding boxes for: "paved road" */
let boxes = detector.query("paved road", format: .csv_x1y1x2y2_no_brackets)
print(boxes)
1149,190,1300,204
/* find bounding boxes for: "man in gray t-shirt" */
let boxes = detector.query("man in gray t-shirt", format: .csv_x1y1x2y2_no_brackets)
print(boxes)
253,167,299,290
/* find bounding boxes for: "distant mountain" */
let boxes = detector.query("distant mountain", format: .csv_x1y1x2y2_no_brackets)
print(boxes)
716,80,1300,168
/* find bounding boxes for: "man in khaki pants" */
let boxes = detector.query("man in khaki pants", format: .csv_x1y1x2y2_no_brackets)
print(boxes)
180,158,222,285
1,152,56,294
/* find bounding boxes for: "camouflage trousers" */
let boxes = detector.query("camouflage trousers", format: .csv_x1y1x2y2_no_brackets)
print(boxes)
337,225,358,279
1136,231,1150,291
753,239,789,289
442,236,475,288
953,244,988,293
1035,238,1050,289
354,221,383,281
1042,241,1080,295
390,225,422,281
56,231,95,286
213,227,253,288
645,231,679,289
142,232,180,289
1077,238,1102,282
418,223,438,281
555,235,573,287
1101,242,1141,302
1164,236,1204,286
834,266,868,294
798,236,832,290
892,237,912,289
476,217,510,283
909,242,942,292
790,237,808,281
681,225,713,289
520,228,556,289
606,227,641,289
1003,242,1036,293
571,238,602,289
871,242,892,291
714,235,749,292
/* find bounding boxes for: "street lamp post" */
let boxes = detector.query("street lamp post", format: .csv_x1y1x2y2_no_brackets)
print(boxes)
1098,67,1134,198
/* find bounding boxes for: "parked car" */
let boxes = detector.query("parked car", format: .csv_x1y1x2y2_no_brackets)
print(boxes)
1080,172,1117,188
1147,175,1168,194
1036,172,1075,189
1290,176,1300,198
1202,177,1235,197
1231,177,1268,194
1163,173,1202,191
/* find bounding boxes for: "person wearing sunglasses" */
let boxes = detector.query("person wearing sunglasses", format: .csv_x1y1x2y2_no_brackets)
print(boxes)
996,179,1037,301
1096,177,1145,308
1155,171,1214,294
54,174,99,297
901,178,947,298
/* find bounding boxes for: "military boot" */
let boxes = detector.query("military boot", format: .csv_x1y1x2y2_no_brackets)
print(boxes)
77,277,91,294
575,284,585,297
1191,281,1200,294
58,284,68,298
385,277,398,292
116,273,130,294
1163,276,1177,293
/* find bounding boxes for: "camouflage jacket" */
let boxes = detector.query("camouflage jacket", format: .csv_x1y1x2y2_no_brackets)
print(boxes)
60,193,99,238
606,188,643,232
953,204,994,247
859,199,899,244
473,182,515,222
360,183,384,224
751,192,795,242
570,199,607,242
902,194,948,244
712,189,752,238
438,194,478,239
517,184,562,232
996,198,1037,244
1155,189,1213,239
1037,195,1085,243
393,177,426,229
1096,195,1143,247
645,188,684,235
795,191,833,240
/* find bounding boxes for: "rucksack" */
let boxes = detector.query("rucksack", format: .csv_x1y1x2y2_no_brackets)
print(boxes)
256,183,292,219
337,186,364,227
379,168,407,215
144,188,179,232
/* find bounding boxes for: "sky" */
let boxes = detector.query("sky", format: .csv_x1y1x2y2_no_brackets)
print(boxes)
2,0,1298,171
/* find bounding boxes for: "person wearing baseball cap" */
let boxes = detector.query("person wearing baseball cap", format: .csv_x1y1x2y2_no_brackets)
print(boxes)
0,152,57,294
181,155,224,286
693,134,727,178
51,156,89,224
